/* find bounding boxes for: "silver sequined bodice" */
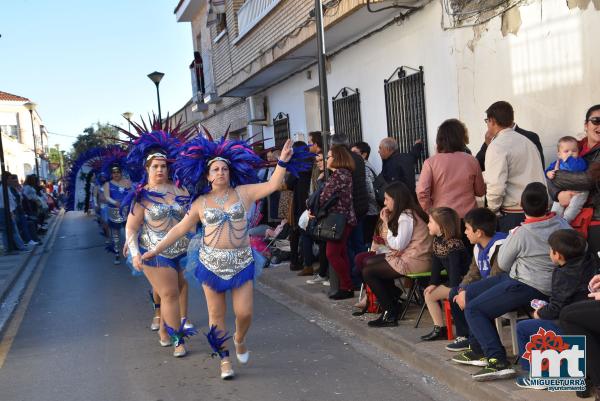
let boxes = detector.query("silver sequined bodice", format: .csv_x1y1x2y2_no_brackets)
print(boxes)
202,202,245,226
139,202,189,259
198,245,253,280
198,190,253,280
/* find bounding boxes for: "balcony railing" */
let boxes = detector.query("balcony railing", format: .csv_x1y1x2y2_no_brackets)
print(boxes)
235,0,281,42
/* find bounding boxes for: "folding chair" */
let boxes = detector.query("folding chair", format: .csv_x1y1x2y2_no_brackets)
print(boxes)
399,270,447,328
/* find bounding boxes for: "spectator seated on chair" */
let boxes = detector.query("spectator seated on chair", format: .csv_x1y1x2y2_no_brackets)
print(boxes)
514,229,595,390
455,182,571,381
421,207,469,341
448,208,506,353
360,182,432,328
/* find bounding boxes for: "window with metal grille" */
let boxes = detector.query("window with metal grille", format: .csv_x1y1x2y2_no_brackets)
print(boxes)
272,112,290,149
332,87,363,145
384,66,429,173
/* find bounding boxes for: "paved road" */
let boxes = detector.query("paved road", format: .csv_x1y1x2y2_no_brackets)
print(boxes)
0,212,463,401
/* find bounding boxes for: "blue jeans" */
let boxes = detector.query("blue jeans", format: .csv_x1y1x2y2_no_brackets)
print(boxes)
516,319,561,370
347,216,367,287
464,273,547,361
0,209,25,251
449,286,469,337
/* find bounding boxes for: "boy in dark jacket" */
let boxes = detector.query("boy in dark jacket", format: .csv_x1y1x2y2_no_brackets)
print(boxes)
514,229,595,389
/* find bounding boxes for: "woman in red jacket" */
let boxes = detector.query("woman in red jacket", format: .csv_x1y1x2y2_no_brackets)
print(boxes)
320,145,357,300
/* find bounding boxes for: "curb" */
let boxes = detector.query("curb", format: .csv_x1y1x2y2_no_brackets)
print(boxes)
258,271,545,401
0,210,64,305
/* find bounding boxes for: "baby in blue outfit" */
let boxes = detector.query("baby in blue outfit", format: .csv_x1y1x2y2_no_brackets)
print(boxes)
546,136,588,223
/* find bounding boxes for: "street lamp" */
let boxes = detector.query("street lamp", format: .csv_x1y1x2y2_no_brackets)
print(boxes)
122,111,133,133
147,71,164,122
23,101,40,178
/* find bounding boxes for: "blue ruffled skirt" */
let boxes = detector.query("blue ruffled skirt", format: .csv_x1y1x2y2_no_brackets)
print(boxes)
126,246,186,277
185,234,266,293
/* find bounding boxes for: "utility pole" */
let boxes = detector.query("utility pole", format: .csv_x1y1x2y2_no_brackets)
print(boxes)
315,0,330,180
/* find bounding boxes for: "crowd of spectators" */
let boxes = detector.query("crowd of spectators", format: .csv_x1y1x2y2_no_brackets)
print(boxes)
261,101,600,399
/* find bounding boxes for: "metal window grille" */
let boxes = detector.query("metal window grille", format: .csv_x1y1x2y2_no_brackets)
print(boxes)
332,87,363,145
272,112,290,149
384,66,429,173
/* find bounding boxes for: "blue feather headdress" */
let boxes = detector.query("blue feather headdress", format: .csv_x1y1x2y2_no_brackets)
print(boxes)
115,115,197,213
64,146,107,211
99,145,129,181
174,131,267,199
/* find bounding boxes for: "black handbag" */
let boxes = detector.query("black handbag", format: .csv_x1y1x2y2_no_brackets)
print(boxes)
307,194,347,242
311,212,347,241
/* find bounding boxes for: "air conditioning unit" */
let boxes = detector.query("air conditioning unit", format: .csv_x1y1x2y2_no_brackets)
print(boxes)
204,92,220,104
247,95,269,125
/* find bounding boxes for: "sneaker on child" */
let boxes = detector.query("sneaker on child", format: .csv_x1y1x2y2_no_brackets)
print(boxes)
451,349,488,366
471,358,515,381
445,336,470,352
515,375,546,390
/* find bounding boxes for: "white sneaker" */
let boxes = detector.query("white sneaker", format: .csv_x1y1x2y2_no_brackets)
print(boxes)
27,240,40,246
322,280,330,287
306,274,327,284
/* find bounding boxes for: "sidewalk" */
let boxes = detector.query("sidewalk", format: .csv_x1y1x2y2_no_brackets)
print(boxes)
258,265,579,401
0,210,63,306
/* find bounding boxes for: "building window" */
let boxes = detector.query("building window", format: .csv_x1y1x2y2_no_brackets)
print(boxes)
384,66,429,173
332,87,363,146
0,125,18,140
217,13,227,34
190,51,205,101
272,112,290,149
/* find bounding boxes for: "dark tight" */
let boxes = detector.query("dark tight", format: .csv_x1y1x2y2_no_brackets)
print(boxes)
559,300,600,387
361,256,402,314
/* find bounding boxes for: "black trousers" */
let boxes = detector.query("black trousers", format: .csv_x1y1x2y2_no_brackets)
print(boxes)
361,256,402,314
559,300,600,387
498,212,525,233
289,226,302,266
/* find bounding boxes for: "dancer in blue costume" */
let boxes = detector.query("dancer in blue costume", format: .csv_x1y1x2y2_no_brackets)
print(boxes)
121,118,198,357
101,146,131,265
143,133,312,380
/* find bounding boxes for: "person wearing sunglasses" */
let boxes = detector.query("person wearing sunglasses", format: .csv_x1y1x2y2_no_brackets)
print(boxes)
550,104,600,255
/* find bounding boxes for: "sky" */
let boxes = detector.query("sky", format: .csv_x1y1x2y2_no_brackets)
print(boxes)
0,0,193,151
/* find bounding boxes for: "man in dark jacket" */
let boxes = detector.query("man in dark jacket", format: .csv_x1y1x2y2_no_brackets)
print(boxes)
476,122,545,171
285,141,313,273
378,137,423,193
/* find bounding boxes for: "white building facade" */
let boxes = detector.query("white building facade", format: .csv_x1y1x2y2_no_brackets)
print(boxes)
0,91,49,182
174,0,600,172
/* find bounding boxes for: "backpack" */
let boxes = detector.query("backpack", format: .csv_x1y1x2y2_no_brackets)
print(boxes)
365,285,381,314
372,173,388,207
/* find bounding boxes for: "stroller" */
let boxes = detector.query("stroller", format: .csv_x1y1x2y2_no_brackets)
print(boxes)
248,200,291,268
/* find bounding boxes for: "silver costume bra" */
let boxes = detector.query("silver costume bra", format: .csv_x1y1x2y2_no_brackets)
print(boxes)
139,202,189,259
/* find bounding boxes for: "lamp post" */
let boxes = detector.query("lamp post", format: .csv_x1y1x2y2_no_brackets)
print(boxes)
147,72,164,122
122,111,133,134
0,124,15,252
23,101,40,178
